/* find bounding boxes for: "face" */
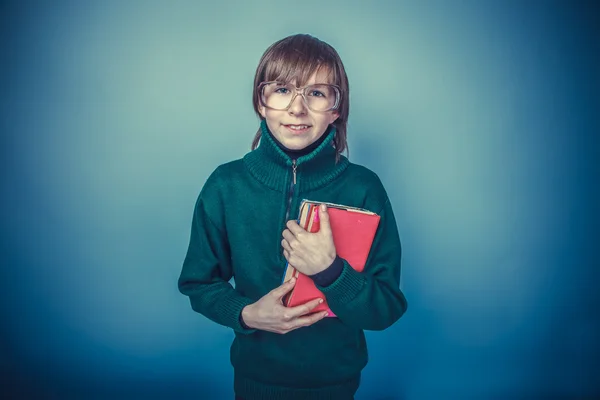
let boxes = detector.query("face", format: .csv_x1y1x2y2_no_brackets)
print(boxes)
258,69,339,151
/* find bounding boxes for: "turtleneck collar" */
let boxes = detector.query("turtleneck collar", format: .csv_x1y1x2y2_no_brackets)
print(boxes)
243,119,349,193
267,124,331,159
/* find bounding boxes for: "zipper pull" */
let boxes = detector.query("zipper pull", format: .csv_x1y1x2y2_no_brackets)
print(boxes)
292,159,297,185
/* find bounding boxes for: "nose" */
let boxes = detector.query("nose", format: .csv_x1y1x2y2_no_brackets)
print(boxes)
287,92,307,115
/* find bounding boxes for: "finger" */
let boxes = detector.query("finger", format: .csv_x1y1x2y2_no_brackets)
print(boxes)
281,230,295,245
281,238,292,253
317,204,332,236
270,277,296,299
286,220,306,236
286,297,324,318
290,310,329,330
284,252,303,269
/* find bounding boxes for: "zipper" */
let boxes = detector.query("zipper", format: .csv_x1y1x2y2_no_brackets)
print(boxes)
284,159,297,223
281,159,298,278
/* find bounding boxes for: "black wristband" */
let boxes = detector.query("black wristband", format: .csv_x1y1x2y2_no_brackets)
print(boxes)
310,255,344,287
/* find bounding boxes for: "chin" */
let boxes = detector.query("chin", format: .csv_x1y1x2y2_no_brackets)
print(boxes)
281,142,306,151
283,137,315,150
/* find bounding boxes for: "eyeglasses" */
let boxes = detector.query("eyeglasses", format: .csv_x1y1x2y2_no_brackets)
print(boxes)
258,81,341,112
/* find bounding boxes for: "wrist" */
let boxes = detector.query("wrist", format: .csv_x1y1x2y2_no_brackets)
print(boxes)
318,253,336,273
307,254,336,276
241,305,255,329
310,255,344,287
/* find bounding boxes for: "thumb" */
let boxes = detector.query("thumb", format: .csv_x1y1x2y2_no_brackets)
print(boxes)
272,277,296,300
317,204,332,235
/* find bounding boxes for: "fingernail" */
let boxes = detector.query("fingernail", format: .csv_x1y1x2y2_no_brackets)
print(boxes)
321,204,326,211
323,312,329,316
318,299,323,304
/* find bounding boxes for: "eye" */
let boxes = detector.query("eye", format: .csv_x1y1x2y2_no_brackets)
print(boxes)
274,87,290,94
309,90,325,97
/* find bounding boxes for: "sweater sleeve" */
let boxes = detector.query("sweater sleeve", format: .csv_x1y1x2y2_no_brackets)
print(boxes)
316,198,407,331
178,189,256,335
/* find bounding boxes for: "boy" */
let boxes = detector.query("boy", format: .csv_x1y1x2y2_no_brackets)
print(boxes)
178,34,407,399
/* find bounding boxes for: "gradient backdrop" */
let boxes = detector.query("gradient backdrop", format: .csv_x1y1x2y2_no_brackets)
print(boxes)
1,0,598,399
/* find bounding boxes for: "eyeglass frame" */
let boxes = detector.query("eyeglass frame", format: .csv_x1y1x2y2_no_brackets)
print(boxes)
258,81,342,112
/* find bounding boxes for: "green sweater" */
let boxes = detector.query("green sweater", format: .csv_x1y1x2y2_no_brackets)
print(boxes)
178,120,407,399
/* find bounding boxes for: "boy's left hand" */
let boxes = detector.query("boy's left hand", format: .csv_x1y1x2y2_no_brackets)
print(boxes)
281,204,336,276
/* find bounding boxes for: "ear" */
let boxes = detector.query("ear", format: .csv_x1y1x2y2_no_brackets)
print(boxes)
258,105,267,119
329,111,339,125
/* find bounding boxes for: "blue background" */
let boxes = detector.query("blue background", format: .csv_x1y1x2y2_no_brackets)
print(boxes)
1,1,598,398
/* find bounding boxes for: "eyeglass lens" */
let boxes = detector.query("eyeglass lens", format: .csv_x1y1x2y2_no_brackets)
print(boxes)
261,83,338,111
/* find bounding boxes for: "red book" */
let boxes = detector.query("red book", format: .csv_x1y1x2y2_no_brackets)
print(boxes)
282,200,380,317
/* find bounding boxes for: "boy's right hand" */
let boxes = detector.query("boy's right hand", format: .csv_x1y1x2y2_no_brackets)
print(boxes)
241,277,328,334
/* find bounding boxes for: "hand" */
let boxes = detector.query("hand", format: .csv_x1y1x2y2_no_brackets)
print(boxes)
241,277,328,334
281,204,336,276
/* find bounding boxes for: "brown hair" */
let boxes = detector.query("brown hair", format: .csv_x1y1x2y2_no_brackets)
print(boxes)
251,34,350,161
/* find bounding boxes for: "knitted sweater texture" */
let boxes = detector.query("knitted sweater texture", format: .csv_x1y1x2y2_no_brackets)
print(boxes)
178,121,407,399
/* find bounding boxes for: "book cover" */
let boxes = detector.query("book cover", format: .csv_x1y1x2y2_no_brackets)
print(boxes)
282,200,380,317
281,202,311,285
281,201,312,305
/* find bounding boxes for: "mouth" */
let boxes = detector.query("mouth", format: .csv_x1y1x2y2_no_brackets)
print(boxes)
283,124,311,134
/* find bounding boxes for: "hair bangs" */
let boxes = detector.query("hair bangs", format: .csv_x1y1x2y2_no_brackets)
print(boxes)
263,39,338,87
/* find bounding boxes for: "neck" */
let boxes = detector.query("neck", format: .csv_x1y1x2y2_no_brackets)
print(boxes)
242,120,349,193
266,125,331,159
